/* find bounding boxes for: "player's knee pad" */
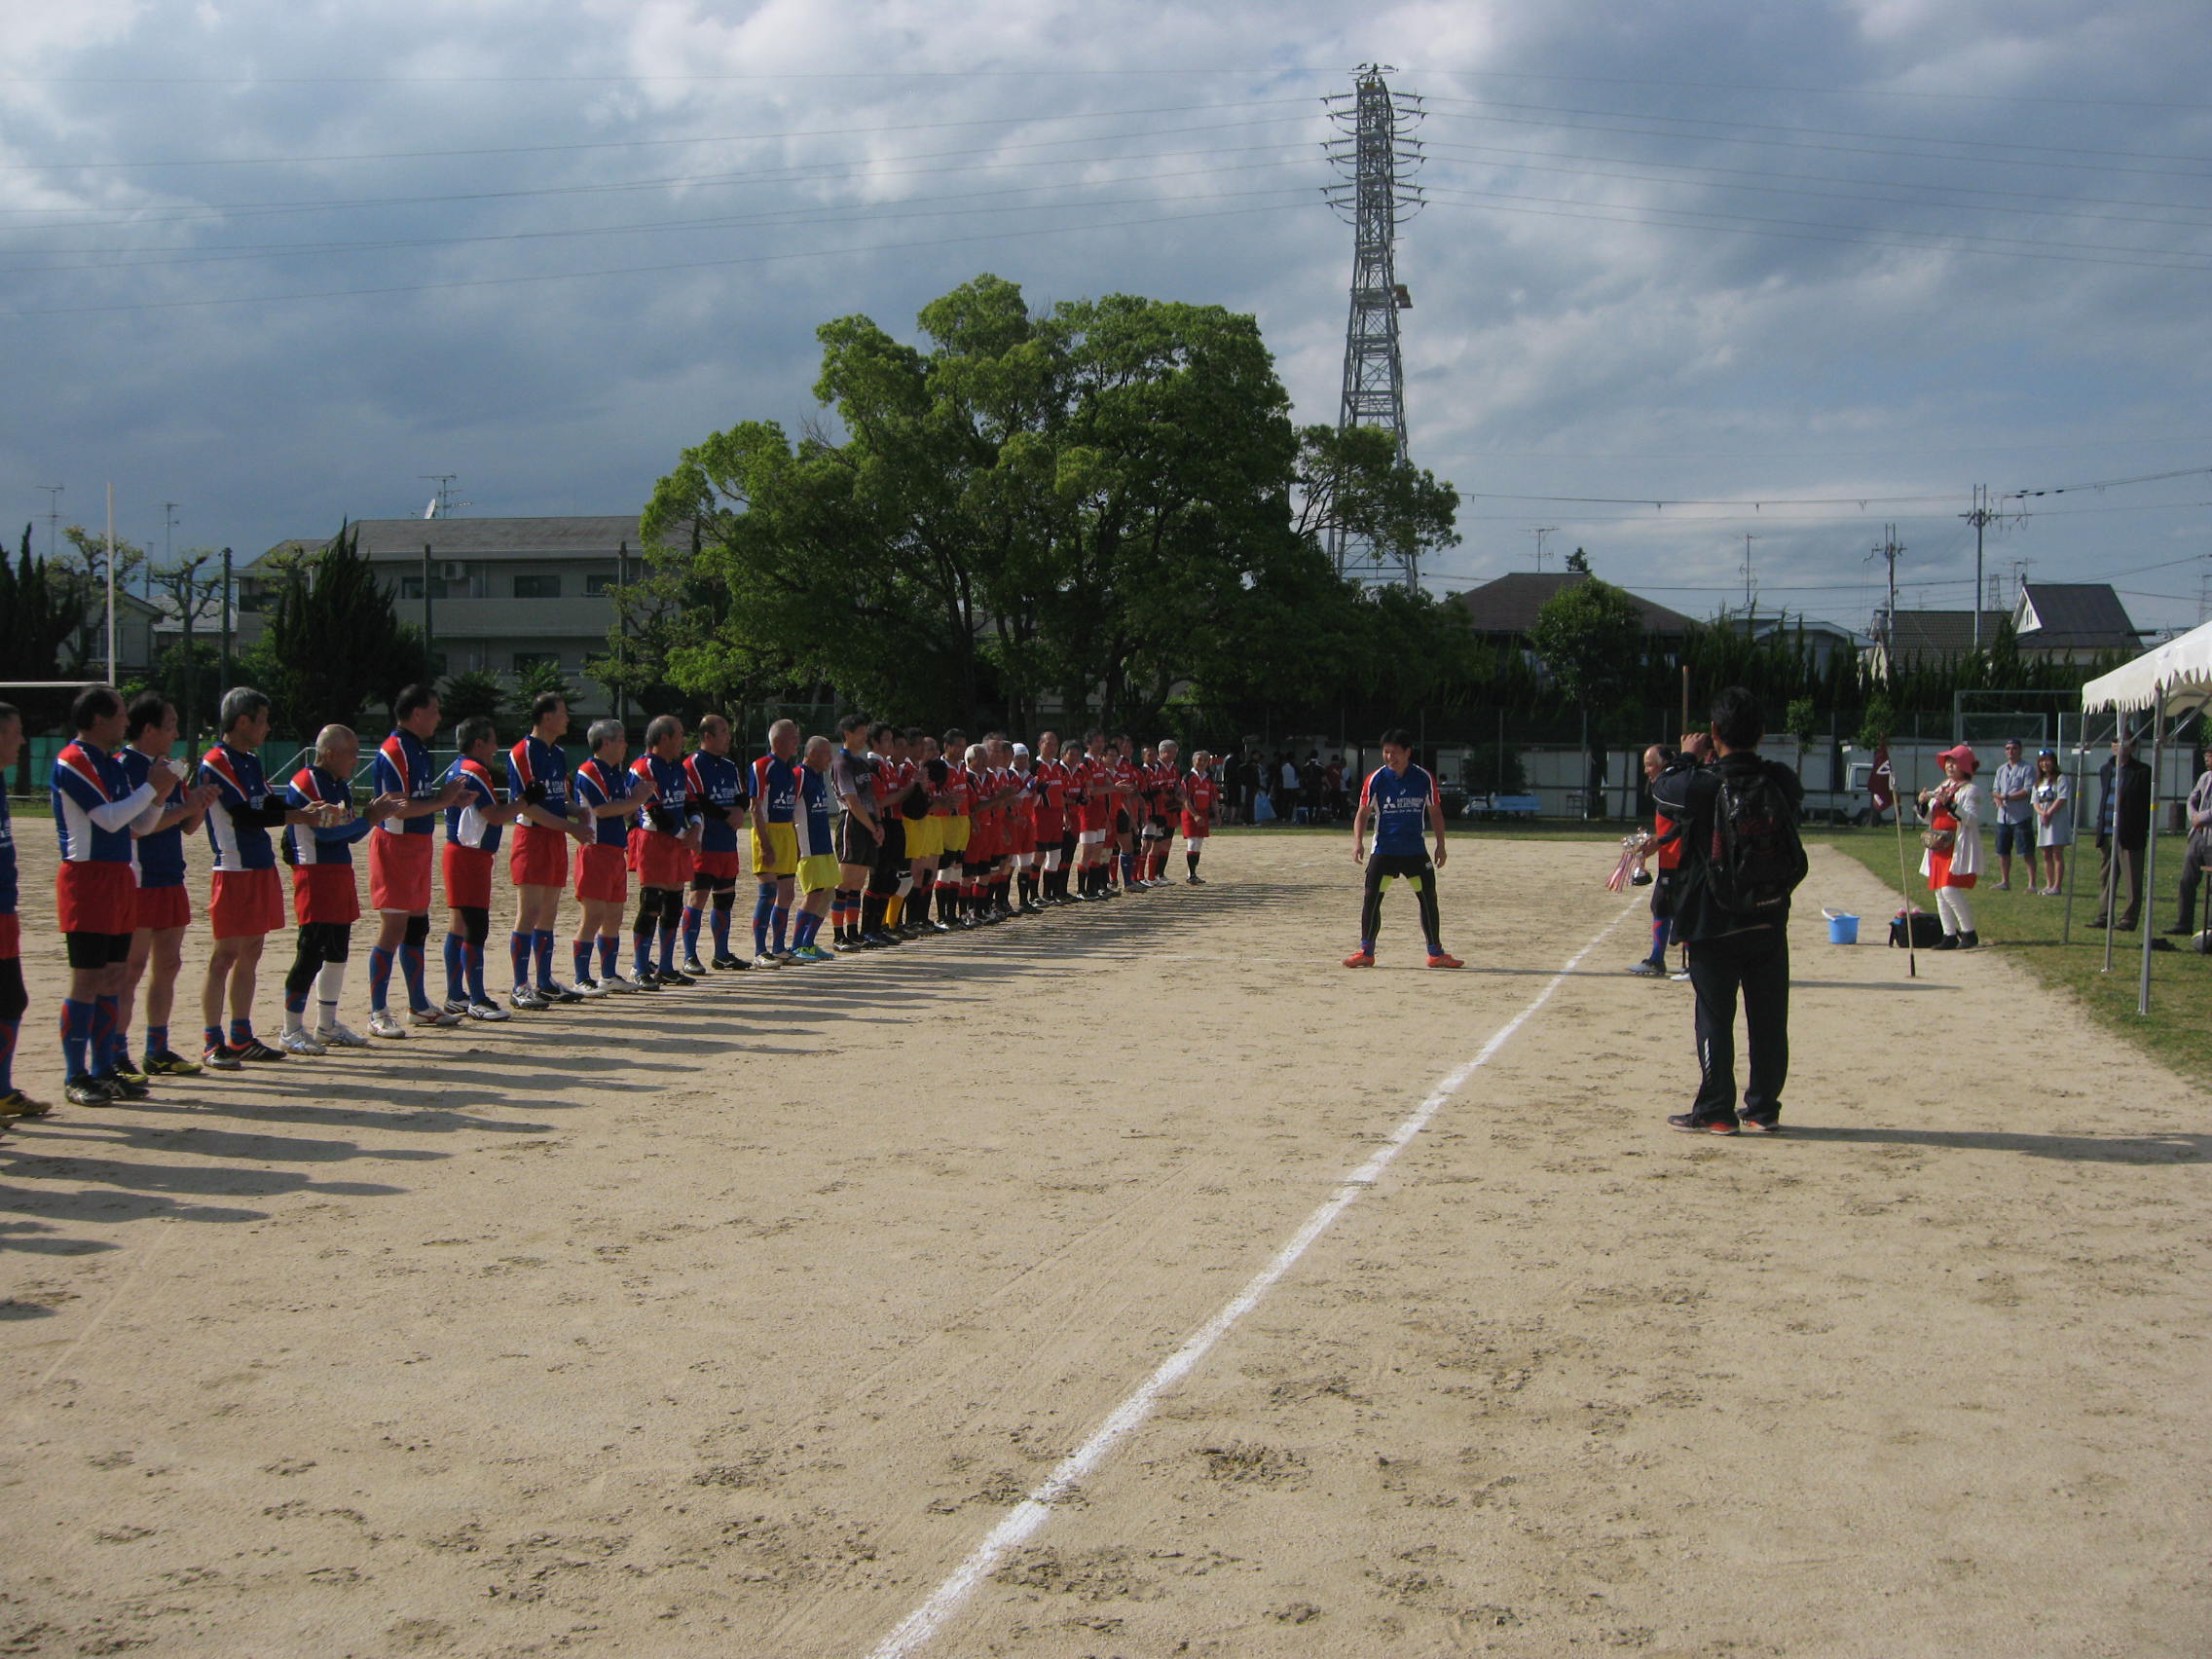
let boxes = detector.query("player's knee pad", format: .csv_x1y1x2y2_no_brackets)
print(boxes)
634,891,662,931
403,912,430,949
459,905,490,947
712,888,735,914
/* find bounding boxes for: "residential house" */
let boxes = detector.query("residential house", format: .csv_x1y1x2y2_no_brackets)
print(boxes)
1448,571,1701,644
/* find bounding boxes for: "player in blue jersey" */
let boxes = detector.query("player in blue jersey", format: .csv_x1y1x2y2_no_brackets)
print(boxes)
749,719,803,967
439,716,527,1021
0,704,31,1122
1344,727,1461,970
364,684,468,1038
571,719,648,994
628,715,702,986
506,692,592,1009
52,685,176,1105
788,734,840,962
118,693,215,1080
200,686,349,1070
679,713,750,975
280,726,404,1053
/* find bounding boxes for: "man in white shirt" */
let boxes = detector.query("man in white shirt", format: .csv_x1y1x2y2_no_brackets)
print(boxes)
1989,738,2036,891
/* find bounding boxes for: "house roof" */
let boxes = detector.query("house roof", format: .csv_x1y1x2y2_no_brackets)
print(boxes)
1448,571,1701,637
1882,609,2010,659
2014,582,2143,650
250,516,645,571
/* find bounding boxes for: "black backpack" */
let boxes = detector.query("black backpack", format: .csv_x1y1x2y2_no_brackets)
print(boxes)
1703,763,1808,920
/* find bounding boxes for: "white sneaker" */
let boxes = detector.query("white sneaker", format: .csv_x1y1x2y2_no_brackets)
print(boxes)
573,977,610,998
279,1028,327,1056
754,952,784,970
316,1020,371,1049
410,1005,463,1028
600,973,642,993
465,1000,511,1022
367,1010,408,1039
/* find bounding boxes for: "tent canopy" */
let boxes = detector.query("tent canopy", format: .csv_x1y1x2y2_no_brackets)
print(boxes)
2081,616,2212,715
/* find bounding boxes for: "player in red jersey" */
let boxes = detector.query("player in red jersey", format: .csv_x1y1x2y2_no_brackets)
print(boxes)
1109,734,1142,893
1008,744,1044,913
628,715,702,986
861,722,915,944
1027,731,1072,905
1069,730,1115,900
439,716,526,1020
280,725,406,1052
1180,748,1219,883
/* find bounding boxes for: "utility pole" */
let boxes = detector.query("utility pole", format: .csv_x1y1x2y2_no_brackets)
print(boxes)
37,484,63,562
423,542,435,677
1870,524,1902,682
104,483,117,683
1529,525,1557,571
1322,64,1425,592
1963,485,1994,651
220,547,234,690
1740,532,1759,616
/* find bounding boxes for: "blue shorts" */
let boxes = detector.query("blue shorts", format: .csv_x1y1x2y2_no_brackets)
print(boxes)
1995,818,2036,857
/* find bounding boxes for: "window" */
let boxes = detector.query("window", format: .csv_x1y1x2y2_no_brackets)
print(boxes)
513,572,562,599
584,572,616,596
400,576,424,600
513,650,559,673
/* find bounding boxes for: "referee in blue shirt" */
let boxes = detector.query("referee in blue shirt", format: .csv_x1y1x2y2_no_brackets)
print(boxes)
1345,728,1462,969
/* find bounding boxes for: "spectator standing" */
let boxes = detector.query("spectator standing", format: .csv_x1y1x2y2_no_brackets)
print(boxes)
1916,744,1984,950
1275,753,1301,825
2029,749,2073,896
1324,756,1346,821
0,704,26,1121
1648,688,1804,1133
2092,738,2152,932
1989,739,2036,891
2167,743,2212,935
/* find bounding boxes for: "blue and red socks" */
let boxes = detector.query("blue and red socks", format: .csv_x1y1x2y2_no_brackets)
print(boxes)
509,931,532,990
60,999,94,1080
682,903,704,961
597,937,618,981
367,944,395,1013
533,929,556,990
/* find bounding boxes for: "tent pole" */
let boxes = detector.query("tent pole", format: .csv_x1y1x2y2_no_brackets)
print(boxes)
2061,711,2084,945
1893,763,1918,978
2140,700,2163,1014
2102,719,2123,974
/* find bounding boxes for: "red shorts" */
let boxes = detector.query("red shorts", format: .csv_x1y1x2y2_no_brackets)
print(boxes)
56,861,136,936
209,866,286,940
443,843,495,911
1078,800,1113,834
574,842,629,904
967,820,996,862
1013,818,1037,856
692,848,742,882
1180,812,1211,840
136,883,192,932
369,829,434,913
1033,810,1064,844
0,912,18,957
510,826,570,891
292,862,362,926
632,832,690,890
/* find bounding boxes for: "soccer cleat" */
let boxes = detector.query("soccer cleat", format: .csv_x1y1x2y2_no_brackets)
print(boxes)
1343,949,1376,968
93,1072,149,1101
1187,874,1204,885
710,952,747,971
753,952,784,969
792,943,835,964
367,1011,409,1039
237,1039,287,1062
1669,970,1691,981
600,972,642,993
572,977,610,999
634,968,663,991
509,985,551,1012
539,982,585,1004
1628,959,1665,977
203,1044,244,1072
110,1061,151,1088
1738,1115,1783,1133
142,1051,203,1077
465,1000,512,1022
317,1021,371,1049
65,1077,118,1108
682,956,710,977
0,1088,52,1118
658,966,699,987
443,996,471,1016
411,1005,465,1026
279,1029,328,1056
1668,1112,1739,1135
832,937,859,953
1426,952,1465,969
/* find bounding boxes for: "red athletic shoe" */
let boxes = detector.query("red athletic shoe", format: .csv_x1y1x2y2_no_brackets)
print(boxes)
1426,952,1464,969
1342,949,1376,968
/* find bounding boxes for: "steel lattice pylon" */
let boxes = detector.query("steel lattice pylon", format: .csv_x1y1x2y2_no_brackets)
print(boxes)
1323,64,1424,591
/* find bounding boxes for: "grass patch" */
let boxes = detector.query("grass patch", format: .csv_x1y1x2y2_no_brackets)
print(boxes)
1811,828,2212,1078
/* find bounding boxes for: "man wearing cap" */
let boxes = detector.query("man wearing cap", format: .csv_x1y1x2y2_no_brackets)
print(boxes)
1989,738,2035,892
2168,743,2212,936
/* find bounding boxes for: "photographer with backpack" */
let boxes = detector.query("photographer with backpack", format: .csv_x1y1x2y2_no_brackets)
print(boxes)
1650,687,1808,1135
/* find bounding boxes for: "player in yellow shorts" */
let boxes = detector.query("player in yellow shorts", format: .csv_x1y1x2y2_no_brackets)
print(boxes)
748,719,802,965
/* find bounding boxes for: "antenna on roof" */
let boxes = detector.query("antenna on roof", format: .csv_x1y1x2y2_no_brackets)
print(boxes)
419,474,466,519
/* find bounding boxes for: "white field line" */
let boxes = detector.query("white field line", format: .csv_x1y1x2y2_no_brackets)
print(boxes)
864,904,1636,1659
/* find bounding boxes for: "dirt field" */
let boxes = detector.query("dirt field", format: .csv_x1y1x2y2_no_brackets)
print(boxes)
2,829,2207,1658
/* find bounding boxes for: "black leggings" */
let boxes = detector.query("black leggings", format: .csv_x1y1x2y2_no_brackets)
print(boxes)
453,905,490,947
1360,854,1442,953
0,955,26,1023
284,922,352,998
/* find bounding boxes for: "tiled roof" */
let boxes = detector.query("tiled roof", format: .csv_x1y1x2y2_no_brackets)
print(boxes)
250,516,645,571
2015,582,2142,650
1448,571,1701,636
1883,609,2009,659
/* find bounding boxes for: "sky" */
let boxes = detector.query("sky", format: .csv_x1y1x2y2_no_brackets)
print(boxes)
3,0,2210,642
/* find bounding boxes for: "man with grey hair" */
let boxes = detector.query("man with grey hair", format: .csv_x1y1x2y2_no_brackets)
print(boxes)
570,718,647,994
628,713,701,986
198,686,348,1070
277,725,405,1052
749,718,802,965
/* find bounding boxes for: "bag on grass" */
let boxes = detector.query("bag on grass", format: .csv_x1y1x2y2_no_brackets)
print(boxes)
1702,764,1808,920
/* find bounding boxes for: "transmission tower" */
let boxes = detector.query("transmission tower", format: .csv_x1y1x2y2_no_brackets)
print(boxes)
1323,64,1424,592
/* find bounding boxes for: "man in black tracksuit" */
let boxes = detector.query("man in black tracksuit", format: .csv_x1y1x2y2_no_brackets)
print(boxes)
1650,687,1803,1134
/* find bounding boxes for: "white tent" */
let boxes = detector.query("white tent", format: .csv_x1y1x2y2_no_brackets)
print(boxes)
2080,620,2212,1012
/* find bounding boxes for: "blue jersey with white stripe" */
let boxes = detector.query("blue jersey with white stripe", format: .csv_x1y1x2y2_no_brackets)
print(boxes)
52,739,158,866
119,744,190,889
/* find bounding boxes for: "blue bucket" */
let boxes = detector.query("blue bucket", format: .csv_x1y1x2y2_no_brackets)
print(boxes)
1826,912,1860,945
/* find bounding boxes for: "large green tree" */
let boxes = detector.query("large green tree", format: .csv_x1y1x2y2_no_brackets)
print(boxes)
1529,575,1648,815
246,525,428,732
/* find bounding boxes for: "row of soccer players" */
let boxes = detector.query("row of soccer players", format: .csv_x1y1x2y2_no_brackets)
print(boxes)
0,686,1222,1116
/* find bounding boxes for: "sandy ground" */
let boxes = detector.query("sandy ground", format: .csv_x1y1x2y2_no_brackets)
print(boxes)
1,829,2207,1659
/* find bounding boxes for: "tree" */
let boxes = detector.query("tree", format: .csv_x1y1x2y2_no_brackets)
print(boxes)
55,524,149,673
1565,546,1592,573
249,525,429,732
1529,577,1647,818
440,668,507,734
146,549,226,742
1290,424,1460,580
1785,696,1820,747
0,524,89,788
507,658,575,726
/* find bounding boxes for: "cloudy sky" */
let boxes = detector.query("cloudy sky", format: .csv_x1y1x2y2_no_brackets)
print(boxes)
4,0,2209,640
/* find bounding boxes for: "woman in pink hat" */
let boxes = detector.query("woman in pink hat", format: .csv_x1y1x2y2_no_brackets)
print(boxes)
1915,744,1983,949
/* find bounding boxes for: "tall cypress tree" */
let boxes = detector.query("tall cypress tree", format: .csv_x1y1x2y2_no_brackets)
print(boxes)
254,524,429,732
